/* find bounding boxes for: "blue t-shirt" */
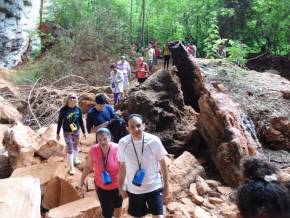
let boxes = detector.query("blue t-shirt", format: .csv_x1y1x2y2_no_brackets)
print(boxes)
57,106,85,134
86,105,115,133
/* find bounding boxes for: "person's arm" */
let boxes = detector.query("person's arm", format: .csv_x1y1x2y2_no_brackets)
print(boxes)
56,107,64,140
144,63,149,73
118,162,128,199
86,110,93,133
78,108,86,135
159,159,170,203
80,155,93,189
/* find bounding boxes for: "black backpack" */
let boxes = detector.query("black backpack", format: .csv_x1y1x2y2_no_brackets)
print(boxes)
107,117,128,143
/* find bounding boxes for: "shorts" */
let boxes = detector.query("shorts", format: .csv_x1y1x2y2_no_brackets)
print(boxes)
127,188,164,217
96,186,123,218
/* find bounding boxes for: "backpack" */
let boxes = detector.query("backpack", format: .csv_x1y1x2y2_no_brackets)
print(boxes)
107,117,128,143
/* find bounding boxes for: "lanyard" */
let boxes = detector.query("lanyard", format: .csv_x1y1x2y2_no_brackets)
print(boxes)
101,146,111,171
131,135,144,169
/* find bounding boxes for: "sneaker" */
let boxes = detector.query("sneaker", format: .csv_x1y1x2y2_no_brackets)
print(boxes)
68,167,75,175
74,158,81,166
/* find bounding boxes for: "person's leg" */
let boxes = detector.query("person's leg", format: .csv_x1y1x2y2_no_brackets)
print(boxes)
127,191,148,218
166,56,169,70
72,130,81,165
64,133,75,175
114,92,121,106
114,93,118,106
96,187,115,218
113,189,123,218
163,57,166,69
147,188,164,218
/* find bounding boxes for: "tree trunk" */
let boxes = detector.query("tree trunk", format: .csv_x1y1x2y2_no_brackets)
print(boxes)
39,0,44,26
130,0,133,42
141,0,146,47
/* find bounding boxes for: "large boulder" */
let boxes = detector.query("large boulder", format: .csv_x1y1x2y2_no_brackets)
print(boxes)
42,176,81,210
199,59,290,155
0,125,14,179
120,69,198,154
3,121,39,169
47,196,101,218
169,41,263,187
0,96,22,124
198,85,263,186
0,177,41,218
10,162,67,189
168,151,205,199
36,124,66,159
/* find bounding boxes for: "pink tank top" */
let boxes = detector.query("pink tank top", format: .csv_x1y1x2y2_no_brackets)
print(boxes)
89,143,119,190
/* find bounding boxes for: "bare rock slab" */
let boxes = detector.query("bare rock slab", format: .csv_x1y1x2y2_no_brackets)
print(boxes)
0,177,41,218
10,162,67,188
47,196,101,218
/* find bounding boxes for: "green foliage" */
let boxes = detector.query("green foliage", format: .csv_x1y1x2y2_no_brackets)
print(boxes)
227,40,249,66
20,0,287,85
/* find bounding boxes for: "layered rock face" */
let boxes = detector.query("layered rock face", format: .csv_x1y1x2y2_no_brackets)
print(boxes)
0,0,41,67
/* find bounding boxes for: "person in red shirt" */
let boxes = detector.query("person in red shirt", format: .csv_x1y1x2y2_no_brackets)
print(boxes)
133,57,149,84
80,128,122,218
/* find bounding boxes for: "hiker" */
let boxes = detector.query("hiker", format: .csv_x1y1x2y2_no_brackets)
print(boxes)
217,45,226,58
237,157,290,218
109,63,124,107
192,43,197,57
86,94,121,134
118,114,170,218
163,43,171,70
80,128,123,218
117,56,131,97
154,47,161,65
56,93,86,175
133,57,149,84
146,44,155,73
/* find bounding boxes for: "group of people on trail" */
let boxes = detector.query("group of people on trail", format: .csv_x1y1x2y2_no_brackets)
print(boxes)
56,91,290,218
55,36,290,217
57,93,169,218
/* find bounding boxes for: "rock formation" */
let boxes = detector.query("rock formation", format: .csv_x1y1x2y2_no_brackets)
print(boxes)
200,59,290,153
0,177,41,218
120,68,199,154
169,41,263,186
0,0,41,68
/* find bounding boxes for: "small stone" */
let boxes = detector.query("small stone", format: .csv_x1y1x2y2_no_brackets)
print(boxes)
217,186,233,195
192,194,204,205
208,197,224,204
196,175,211,195
208,191,222,198
206,179,221,188
202,200,216,209
194,206,212,218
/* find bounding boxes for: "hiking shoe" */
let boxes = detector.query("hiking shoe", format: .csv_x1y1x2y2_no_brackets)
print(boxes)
68,167,75,175
74,158,81,166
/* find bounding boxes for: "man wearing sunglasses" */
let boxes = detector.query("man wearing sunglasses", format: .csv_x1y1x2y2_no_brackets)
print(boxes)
117,114,170,218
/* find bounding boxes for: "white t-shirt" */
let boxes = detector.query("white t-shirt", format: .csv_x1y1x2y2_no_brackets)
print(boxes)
117,132,168,194
147,48,155,61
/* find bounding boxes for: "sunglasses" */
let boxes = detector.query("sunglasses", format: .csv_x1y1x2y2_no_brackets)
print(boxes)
69,96,77,100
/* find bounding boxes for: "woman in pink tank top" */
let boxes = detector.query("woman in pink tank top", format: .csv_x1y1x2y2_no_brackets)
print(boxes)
80,128,123,218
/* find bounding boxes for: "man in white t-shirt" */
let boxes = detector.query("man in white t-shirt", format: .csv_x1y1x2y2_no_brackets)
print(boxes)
117,114,169,218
